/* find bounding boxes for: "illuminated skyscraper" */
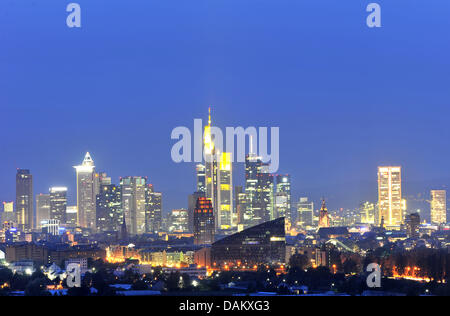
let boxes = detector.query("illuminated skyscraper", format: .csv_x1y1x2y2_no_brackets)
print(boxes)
1,201,16,225
318,199,330,228
120,176,147,235
36,194,51,228
194,197,215,245
74,152,96,229
49,187,67,224
66,206,78,227
377,166,402,227
2,202,13,213
297,197,314,228
146,184,162,233
16,169,33,231
169,209,189,232
203,108,234,232
188,191,205,232
430,190,446,224
234,186,246,228
276,174,291,220
244,154,274,227
274,192,289,219
196,164,206,193
96,184,122,232
218,152,233,230
359,201,375,224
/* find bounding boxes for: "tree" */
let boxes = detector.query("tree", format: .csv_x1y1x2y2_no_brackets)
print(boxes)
131,280,149,291
343,258,358,275
165,271,181,292
25,278,51,296
289,254,309,270
0,268,13,285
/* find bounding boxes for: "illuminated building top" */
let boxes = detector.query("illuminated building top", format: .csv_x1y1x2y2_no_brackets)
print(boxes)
74,152,95,173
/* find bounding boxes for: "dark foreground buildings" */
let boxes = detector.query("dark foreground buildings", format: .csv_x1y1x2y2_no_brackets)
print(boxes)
5,243,106,266
210,217,286,267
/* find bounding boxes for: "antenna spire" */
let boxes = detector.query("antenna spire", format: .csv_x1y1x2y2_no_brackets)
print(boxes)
208,107,212,126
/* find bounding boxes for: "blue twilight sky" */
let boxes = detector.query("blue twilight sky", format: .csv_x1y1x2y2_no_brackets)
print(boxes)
1,0,449,219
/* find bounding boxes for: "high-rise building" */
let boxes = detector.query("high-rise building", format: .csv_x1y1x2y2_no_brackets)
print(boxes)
359,201,375,224
193,197,215,245
217,152,233,231
1,201,16,225
146,184,162,233
430,190,446,224
66,206,78,227
276,174,291,220
377,166,402,227
203,108,234,232
318,199,330,228
49,187,67,224
274,192,289,220
244,154,274,228
405,212,420,238
168,209,189,232
297,197,314,228
96,184,122,232
74,152,96,229
188,191,205,233
16,169,33,231
36,194,51,229
196,164,206,193
2,202,13,213
98,172,111,186
234,186,246,228
120,176,147,235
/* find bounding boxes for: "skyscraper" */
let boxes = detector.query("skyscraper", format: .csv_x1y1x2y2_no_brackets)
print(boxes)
405,212,420,238
74,152,96,229
359,201,375,224
66,206,78,227
49,187,67,224
1,201,16,225
244,154,274,227
120,176,147,235
297,197,314,228
193,197,215,245
274,192,289,220
196,164,206,193
16,169,33,231
203,108,234,232
234,186,246,228
146,184,162,233
217,152,233,230
36,194,51,228
430,190,446,224
377,166,402,227
96,184,122,232
276,174,291,220
188,191,205,233
168,209,189,232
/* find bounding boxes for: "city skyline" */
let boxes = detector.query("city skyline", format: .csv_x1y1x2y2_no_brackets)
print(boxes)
1,0,449,299
2,131,450,223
